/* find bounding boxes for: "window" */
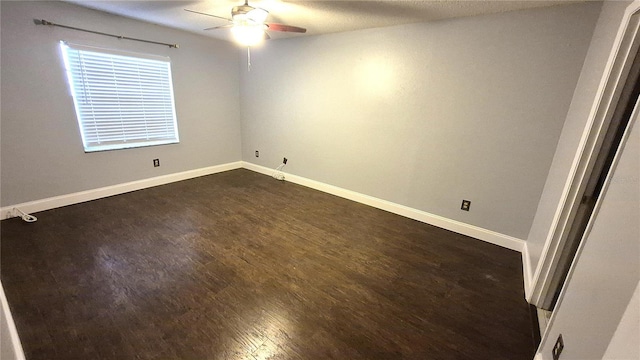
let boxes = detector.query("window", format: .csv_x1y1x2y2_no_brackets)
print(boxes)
61,42,179,152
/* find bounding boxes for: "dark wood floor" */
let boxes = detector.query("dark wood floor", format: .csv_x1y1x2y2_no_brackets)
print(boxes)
1,169,534,360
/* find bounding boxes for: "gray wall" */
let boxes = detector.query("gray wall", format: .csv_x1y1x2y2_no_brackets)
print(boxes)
527,0,631,274
240,3,600,239
1,1,242,206
537,112,638,360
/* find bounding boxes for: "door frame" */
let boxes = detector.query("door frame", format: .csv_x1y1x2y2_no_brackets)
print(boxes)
529,0,640,307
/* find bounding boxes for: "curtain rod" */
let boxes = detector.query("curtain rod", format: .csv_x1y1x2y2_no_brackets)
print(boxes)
34,19,179,49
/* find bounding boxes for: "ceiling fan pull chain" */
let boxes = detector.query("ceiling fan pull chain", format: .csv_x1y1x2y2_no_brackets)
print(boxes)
247,46,251,71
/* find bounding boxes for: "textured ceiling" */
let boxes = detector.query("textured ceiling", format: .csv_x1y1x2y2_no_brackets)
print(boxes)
64,0,591,43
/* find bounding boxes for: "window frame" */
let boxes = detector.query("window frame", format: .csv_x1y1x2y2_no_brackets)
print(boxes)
60,42,180,152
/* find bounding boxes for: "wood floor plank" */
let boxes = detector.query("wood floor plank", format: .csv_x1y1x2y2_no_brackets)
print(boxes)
1,169,534,359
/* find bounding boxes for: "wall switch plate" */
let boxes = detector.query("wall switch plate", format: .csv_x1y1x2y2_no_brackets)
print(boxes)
552,334,564,360
461,200,471,211
153,159,160,167
255,150,259,157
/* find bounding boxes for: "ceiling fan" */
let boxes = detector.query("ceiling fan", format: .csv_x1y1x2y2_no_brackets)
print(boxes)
185,1,306,47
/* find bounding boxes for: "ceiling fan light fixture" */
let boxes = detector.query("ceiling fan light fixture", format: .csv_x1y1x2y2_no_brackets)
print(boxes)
231,23,265,46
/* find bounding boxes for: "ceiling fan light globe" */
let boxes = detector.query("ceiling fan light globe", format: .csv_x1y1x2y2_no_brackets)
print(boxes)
247,8,268,23
231,24,264,47
232,13,247,23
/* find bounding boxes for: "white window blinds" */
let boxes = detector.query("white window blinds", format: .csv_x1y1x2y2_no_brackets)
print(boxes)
61,42,179,152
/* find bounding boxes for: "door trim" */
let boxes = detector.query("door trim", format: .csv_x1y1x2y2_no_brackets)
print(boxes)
529,0,640,306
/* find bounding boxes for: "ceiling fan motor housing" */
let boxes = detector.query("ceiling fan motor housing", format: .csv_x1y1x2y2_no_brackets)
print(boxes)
232,4,254,16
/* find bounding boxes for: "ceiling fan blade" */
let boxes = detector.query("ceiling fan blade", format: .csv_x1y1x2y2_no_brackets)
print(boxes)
184,9,232,22
265,23,306,33
204,24,234,31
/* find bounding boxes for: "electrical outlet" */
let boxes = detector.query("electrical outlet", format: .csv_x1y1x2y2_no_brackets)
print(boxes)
283,157,288,164
153,159,160,167
552,334,564,360
255,150,259,157
461,200,471,211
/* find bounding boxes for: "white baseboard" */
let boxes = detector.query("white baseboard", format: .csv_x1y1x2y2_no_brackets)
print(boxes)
1,161,242,219
522,244,534,299
0,282,26,360
2,159,526,261
242,162,526,253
